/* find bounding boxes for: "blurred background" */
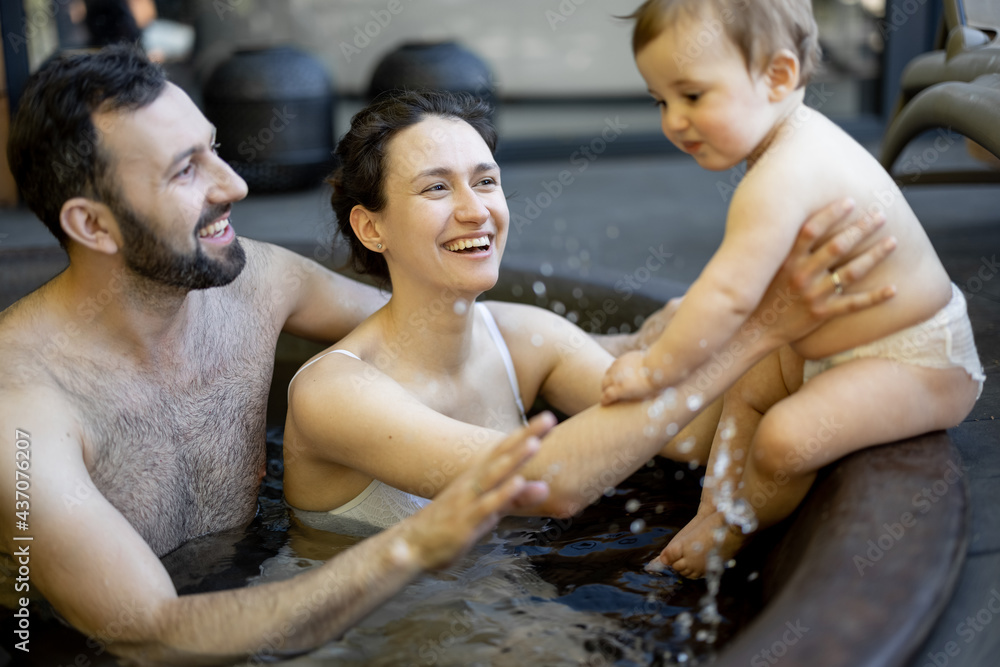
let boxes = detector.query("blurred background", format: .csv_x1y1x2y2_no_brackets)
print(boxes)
1,4,999,666
1,0,936,173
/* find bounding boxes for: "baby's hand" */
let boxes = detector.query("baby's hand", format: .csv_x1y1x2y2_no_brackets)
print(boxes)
601,350,658,405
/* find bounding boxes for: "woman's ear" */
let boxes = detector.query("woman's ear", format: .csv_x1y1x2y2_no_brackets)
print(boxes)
765,49,801,102
60,198,121,255
349,205,385,252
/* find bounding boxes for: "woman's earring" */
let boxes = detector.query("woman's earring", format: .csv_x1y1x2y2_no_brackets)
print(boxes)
376,243,383,250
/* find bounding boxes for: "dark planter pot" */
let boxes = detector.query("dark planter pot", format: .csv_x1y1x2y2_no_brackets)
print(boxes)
203,46,336,193
368,41,496,112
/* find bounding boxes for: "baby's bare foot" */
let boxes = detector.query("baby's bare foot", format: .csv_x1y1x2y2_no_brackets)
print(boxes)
646,506,713,573
651,510,749,579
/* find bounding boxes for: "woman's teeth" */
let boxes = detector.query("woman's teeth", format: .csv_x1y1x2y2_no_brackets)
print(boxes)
444,235,489,252
199,219,229,238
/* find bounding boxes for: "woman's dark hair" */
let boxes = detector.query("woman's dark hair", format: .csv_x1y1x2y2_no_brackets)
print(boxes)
7,43,166,247
328,90,497,286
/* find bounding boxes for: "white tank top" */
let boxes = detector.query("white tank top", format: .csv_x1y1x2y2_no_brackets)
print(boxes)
289,303,527,531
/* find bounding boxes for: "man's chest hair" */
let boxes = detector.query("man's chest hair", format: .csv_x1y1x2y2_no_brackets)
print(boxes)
57,293,281,553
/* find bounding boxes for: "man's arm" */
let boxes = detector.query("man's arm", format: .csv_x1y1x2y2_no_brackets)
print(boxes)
0,390,551,664
250,240,389,344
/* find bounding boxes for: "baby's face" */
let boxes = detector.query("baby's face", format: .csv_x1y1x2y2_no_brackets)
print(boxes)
635,17,779,171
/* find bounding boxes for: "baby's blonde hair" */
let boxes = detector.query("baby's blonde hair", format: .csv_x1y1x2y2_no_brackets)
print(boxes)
629,0,821,87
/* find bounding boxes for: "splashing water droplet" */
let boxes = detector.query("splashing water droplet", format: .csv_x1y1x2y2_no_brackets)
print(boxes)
719,420,736,441
686,394,703,411
747,571,759,582
625,498,641,513
453,299,469,315
643,425,656,438
647,400,665,419
666,422,679,437
699,339,708,348
655,503,665,513
677,437,696,453
645,558,666,573
661,387,678,408
552,300,566,315
532,281,547,297
530,334,545,347
567,311,579,323
674,471,684,481
540,262,554,277
602,487,616,498
674,612,694,640
630,519,646,534
572,287,584,299
511,285,523,297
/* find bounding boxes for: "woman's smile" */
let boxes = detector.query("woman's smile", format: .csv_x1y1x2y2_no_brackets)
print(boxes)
443,234,493,255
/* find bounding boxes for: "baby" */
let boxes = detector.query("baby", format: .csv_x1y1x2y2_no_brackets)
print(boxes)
602,0,985,578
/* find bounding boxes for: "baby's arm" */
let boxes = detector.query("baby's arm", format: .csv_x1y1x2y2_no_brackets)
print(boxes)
603,172,808,402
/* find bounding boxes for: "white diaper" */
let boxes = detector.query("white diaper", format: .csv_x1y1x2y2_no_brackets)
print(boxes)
802,283,985,398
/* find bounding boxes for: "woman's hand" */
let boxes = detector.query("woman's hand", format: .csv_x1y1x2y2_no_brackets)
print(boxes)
758,198,897,345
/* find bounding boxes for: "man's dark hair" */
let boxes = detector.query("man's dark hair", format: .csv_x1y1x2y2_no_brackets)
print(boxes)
7,43,166,248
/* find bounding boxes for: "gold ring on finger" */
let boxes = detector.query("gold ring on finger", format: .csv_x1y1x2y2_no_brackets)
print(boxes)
831,270,844,295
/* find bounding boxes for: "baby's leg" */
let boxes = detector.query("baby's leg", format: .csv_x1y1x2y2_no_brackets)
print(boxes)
653,347,802,574
668,357,978,578
657,395,722,465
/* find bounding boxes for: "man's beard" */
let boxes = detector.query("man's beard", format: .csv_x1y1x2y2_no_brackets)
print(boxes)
113,200,247,291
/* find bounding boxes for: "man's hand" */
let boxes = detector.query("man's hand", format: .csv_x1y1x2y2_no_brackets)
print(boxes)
399,413,555,571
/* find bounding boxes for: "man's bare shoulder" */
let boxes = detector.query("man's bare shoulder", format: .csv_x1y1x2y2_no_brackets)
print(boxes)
0,321,77,439
0,286,68,389
223,238,300,310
